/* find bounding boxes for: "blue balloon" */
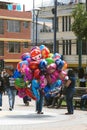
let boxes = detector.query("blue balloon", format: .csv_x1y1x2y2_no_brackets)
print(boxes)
53,53,61,58
39,59,47,71
39,45,45,50
32,79,40,101
55,59,64,70
32,79,40,89
50,79,62,90
44,85,51,98
22,55,30,61
13,69,22,78
20,60,29,67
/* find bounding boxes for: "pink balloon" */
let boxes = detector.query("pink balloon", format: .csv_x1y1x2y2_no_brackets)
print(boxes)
51,74,57,83
47,63,57,74
59,70,67,81
24,67,33,81
40,75,47,88
21,64,27,74
52,70,59,78
18,88,26,98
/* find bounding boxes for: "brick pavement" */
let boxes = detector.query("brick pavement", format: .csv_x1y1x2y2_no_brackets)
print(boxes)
0,95,87,130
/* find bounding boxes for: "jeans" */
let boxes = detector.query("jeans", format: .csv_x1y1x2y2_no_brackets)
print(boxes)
66,88,75,114
6,88,17,109
0,92,2,107
36,90,44,112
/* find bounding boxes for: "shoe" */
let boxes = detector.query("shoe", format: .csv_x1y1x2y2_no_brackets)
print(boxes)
55,106,60,109
37,111,44,114
40,112,44,114
48,105,54,108
25,102,29,106
9,108,12,111
65,112,73,115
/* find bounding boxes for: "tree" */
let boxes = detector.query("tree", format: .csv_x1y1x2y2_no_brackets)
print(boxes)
72,4,87,40
71,4,87,68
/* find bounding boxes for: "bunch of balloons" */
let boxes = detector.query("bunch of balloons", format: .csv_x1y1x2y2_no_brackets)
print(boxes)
14,45,68,101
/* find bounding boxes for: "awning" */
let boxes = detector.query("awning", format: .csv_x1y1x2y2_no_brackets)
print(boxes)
0,38,31,42
4,59,21,62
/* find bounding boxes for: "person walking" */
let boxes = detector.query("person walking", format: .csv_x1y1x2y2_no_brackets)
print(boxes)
0,71,5,110
64,69,76,115
3,68,17,111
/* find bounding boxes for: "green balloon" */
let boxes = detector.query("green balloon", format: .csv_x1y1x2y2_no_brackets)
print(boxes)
15,78,26,88
46,58,54,65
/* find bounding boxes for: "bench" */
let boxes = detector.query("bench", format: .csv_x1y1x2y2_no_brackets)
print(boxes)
73,87,87,109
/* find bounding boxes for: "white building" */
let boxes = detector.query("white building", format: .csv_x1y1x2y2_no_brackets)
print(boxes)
37,3,87,69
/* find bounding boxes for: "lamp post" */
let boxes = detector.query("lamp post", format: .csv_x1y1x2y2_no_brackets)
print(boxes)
34,8,41,46
78,37,82,68
86,0,87,72
86,0,87,11
33,0,35,43
54,0,57,53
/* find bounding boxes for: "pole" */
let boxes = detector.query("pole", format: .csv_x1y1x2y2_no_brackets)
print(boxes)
78,38,82,68
36,15,38,46
86,0,87,11
33,0,35,43
53,0,57,53
86,0,87,72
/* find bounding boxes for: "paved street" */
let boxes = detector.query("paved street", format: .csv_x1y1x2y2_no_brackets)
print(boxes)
0,95,87,130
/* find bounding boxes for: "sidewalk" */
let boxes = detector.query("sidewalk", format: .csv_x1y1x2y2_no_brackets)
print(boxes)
0,95,87,130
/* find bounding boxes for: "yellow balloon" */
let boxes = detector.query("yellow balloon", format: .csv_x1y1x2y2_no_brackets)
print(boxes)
62,61,68,70
49,53,53,58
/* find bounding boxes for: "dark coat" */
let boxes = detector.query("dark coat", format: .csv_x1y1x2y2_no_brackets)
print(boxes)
0,76,5,93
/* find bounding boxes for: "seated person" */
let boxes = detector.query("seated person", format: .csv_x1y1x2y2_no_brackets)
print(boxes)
44,79,63,108
80,93,87,110
48,86,65,108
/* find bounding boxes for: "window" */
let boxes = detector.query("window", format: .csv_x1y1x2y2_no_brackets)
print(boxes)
63,40,72,55
0,42,4,56
7,20,20,32
23,42,28,48
23,21,29,28
62,16,71,32
8,42,20,53
0,19,4,34
82,40,87,55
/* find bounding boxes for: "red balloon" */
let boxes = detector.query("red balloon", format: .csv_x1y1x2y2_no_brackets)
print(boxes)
25,88,36,100
29,61,39,70
34,69,40,79
30,48,41,60
17,62,21,71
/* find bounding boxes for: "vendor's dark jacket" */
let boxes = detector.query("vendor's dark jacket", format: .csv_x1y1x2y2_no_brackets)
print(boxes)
0,76,5,93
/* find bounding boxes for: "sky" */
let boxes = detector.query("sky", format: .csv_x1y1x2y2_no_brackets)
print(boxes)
0,0,85,10
0,0,71,10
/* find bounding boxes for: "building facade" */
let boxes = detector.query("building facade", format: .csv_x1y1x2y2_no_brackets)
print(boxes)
38,3,87,69
0,1,32,69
